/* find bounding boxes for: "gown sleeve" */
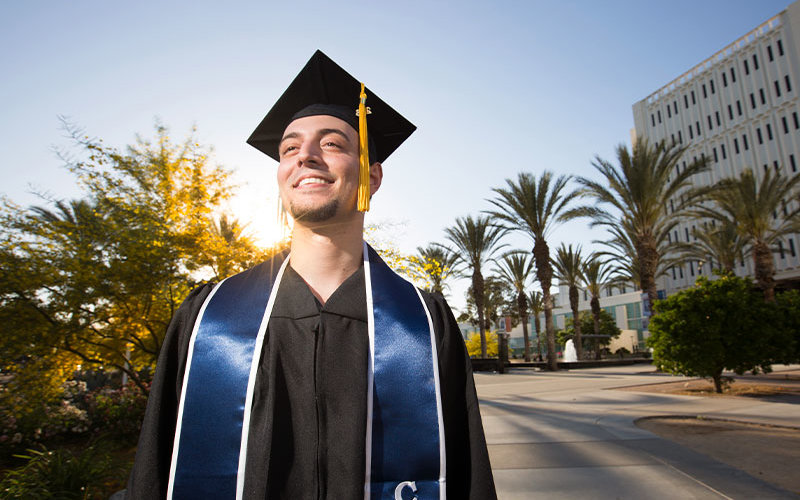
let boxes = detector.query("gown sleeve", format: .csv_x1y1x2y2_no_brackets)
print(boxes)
124,283,216,500
422,292,498,500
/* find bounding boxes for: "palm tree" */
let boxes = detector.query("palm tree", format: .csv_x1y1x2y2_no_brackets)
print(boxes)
673,217,746,274
414,244,460,295
702,168,800,300
551,243,585,360
596,220,677,291
566,138,710,308
488,171,578,370
443,215,507,357
528,290,544,360
582,255,613,359
495,251,535,361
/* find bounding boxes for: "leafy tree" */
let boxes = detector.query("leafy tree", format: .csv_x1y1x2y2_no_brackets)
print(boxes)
443,215,507,358
773,290,800,364
461,276,512,336
552,243,585,359
557,310,621,357
494,251,535,361
406,244,460,295
699,168,800,301
647,274,781,393
200,214,274,280
488,171,578,370
567,139,710,309
0,122,240,394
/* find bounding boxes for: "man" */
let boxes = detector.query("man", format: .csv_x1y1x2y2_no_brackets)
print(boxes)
125,50,496,500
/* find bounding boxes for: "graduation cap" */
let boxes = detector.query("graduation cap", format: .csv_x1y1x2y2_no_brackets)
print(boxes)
247,50,416,211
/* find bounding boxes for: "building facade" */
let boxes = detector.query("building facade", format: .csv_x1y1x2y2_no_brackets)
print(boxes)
632,2,800,295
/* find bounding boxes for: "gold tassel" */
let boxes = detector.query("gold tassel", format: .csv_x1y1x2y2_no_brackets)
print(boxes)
357,83,370,212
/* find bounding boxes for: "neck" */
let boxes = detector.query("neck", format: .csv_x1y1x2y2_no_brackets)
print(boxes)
289,216,364,304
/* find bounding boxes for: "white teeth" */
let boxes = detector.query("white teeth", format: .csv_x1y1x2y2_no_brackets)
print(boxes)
297,177,330,187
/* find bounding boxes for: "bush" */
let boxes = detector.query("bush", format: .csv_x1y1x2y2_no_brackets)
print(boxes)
0,442,120,499
86,382,148,442
466,331,499,358
648,275,787,393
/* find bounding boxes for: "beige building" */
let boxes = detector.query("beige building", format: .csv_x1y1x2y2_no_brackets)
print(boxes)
632,1,800,295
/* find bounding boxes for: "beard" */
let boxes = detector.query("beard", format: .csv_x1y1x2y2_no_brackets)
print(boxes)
288,199,340,223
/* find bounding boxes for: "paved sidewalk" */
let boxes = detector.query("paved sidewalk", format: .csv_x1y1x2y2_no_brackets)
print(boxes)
475,364,800,499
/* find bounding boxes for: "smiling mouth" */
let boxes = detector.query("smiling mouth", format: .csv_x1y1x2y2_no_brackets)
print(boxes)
295,177,333,188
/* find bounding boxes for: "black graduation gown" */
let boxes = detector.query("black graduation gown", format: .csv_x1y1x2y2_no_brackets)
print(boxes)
125,262,496,499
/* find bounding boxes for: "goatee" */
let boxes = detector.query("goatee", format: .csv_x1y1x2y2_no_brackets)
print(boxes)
289,200,340,223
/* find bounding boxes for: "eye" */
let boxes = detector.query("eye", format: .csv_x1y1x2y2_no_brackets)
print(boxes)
322,140,341,149
280,144,299,156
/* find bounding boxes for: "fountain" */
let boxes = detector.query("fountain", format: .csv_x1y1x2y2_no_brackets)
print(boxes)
563,339,578,362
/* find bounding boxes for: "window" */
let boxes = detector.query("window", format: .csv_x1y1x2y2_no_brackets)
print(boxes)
737,100,742,115
688,126,693,139
674,101,678,114
790,238,796,258
685,227,690,241
708,115,713,130
764,164,769,174
750,93,756,109
731,67,737,82
774,160,779,172
778,240,785,259
715,111,721,126
689,261,695,277
768,45,774,62
743,134,749,150
722,72,728,87
679,266,684,279
684,94,689,108
778,39,784,56
667,106,671,118
785,75,792,93
696,122,701,136
757,127,763,144
702,83,708,98
658,110,662,123
722,144,727,159
744,59,750,74
753,53,759,70
775,80,782,98
670,199,675,213
674,230,679,242
791,154,797,173
728,104,733,120
767,123,773,140
794,112,799,129
734,138,739,154
651,114,655,127
710,79,715,94
671,133,675,145
691,90,696,104
672,267,676,280
678,130,682,143
713,147,718,162
760,88,766,104
783,116,789,134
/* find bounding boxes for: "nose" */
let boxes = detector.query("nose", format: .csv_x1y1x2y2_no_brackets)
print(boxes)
296,140,322,167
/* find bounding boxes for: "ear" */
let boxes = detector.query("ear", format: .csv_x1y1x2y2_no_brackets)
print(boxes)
369,162,383,197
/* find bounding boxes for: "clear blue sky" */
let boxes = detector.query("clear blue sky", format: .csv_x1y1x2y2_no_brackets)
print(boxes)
0,0,792,310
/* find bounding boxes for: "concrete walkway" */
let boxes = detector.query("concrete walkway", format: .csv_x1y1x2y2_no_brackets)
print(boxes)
475,364,800,499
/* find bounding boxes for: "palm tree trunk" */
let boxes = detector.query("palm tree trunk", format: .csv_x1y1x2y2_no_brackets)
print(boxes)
591,295,601,360
518,291,531,362
637,235,659,314
533,240,557,370
752,240,776,301
569,285,582,360
473,270,488,358
534,314,542,361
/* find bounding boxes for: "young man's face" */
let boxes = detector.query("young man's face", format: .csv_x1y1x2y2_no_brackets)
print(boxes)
277,114,381,225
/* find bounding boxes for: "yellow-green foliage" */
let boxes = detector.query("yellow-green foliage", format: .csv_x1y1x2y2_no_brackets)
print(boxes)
466,331,499,358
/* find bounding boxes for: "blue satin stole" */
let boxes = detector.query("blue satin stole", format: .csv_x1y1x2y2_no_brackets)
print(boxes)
167,244,445,500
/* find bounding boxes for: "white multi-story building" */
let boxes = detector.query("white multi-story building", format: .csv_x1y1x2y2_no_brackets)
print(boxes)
632,2,800,295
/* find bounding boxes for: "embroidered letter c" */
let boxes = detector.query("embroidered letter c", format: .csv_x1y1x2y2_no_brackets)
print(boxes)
394,480,418,500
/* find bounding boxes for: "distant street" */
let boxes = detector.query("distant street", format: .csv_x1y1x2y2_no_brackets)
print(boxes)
475,364,800,500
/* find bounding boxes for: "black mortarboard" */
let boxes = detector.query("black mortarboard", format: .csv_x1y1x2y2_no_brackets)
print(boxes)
247,50,416,164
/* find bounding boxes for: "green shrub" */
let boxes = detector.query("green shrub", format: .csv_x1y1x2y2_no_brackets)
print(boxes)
648,275,786,393
0,442,120,499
